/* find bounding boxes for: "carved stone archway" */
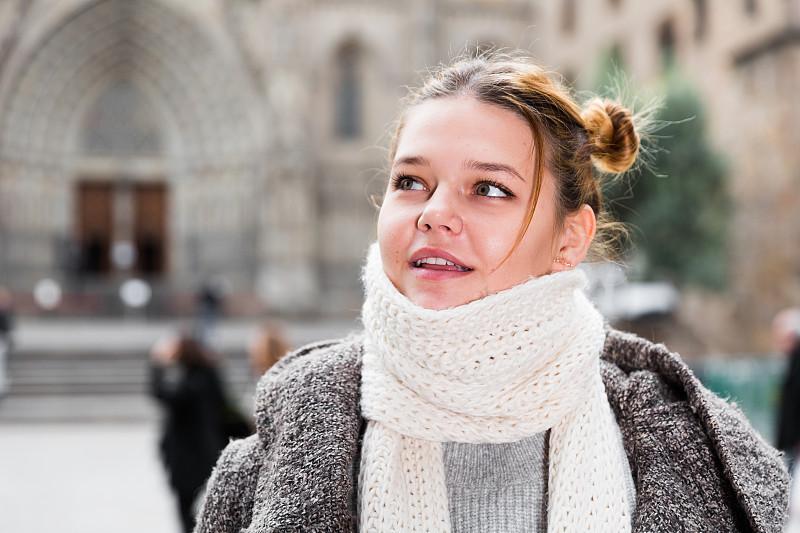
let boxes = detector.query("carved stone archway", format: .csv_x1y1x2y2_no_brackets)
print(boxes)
0,0,267,301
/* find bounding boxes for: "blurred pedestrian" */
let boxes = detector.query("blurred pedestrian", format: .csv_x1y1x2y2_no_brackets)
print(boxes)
194,277,226,347
0,286,13,397
247,321,291,378
149,334,229,533
776,307,800,469
197,51,788,532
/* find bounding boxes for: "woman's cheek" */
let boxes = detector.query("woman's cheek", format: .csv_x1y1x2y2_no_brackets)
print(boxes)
378,204,411,247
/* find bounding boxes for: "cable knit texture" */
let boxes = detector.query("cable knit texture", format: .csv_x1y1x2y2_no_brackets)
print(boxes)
359,243,632,532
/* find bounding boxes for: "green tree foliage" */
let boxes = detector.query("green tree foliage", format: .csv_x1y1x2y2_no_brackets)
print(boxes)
604,72,730,290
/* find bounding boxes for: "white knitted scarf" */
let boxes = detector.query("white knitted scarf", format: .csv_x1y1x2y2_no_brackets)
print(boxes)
358,243,632,532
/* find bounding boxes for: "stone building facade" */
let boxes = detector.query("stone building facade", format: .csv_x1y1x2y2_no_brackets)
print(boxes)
0,0,538,317
533,0,800,350
0,0,797,349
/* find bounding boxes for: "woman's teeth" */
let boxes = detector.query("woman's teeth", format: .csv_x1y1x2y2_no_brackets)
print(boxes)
415,257,456,267
413,257,471,271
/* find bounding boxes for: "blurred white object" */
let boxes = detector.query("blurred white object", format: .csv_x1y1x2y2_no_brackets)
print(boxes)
583,263,680,321
119,279,152,309
612,281,680,321
33,279,62,311
111,240,137,270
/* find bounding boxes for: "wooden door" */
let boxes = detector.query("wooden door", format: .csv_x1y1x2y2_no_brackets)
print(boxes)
133,183,167,276
76,182,113,274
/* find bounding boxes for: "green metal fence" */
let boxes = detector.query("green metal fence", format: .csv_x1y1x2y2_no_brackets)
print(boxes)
693,355,786,446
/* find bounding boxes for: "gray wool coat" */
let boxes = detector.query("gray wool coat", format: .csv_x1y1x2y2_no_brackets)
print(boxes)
196,329,790,532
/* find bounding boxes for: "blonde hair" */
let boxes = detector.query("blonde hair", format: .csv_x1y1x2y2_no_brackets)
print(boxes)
248,322,291,377
388,51,642,261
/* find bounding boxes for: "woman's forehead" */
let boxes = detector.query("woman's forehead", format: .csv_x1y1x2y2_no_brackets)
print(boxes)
393,97,535,166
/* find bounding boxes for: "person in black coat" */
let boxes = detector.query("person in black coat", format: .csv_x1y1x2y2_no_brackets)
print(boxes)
149,334,228,533
0,286,13,397
776,308,800,470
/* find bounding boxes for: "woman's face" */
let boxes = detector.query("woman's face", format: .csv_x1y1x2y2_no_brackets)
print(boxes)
377,96,562,310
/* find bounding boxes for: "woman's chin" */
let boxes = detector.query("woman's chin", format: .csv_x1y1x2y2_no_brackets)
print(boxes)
405,289,477,311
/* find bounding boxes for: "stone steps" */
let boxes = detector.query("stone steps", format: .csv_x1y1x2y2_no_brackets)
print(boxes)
1,348,256,422
6,349,252,396
0,317,359,422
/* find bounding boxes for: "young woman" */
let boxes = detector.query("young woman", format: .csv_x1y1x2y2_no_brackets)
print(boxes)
196,52,789,532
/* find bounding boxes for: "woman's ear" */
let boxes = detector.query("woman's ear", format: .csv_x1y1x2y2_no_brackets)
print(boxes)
552,205,596,272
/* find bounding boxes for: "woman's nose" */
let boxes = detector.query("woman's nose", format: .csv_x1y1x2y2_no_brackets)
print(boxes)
416,189,463,234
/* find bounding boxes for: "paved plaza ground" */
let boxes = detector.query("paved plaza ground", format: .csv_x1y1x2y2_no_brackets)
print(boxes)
0,421,181,533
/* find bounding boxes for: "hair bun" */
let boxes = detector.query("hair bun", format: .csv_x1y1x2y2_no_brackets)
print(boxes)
582,98,639,173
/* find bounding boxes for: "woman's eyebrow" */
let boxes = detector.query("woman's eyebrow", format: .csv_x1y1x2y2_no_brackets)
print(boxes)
393,155,430,167
465,159,526,182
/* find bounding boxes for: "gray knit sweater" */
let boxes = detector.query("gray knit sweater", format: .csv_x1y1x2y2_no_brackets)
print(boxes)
196,329,789,532
443,434,551,532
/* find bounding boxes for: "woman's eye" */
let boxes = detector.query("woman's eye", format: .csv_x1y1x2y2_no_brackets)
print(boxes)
397,177,424,191
475,182,509,197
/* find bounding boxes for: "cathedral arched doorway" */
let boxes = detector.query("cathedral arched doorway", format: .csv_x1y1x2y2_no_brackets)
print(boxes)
74,80,169,280
0,0,266,312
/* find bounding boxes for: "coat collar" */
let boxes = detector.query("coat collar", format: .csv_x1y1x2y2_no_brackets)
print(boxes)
601,329,789,532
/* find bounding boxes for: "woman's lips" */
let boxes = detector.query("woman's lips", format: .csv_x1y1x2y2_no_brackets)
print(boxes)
412,257,472,272
409,249,473,275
